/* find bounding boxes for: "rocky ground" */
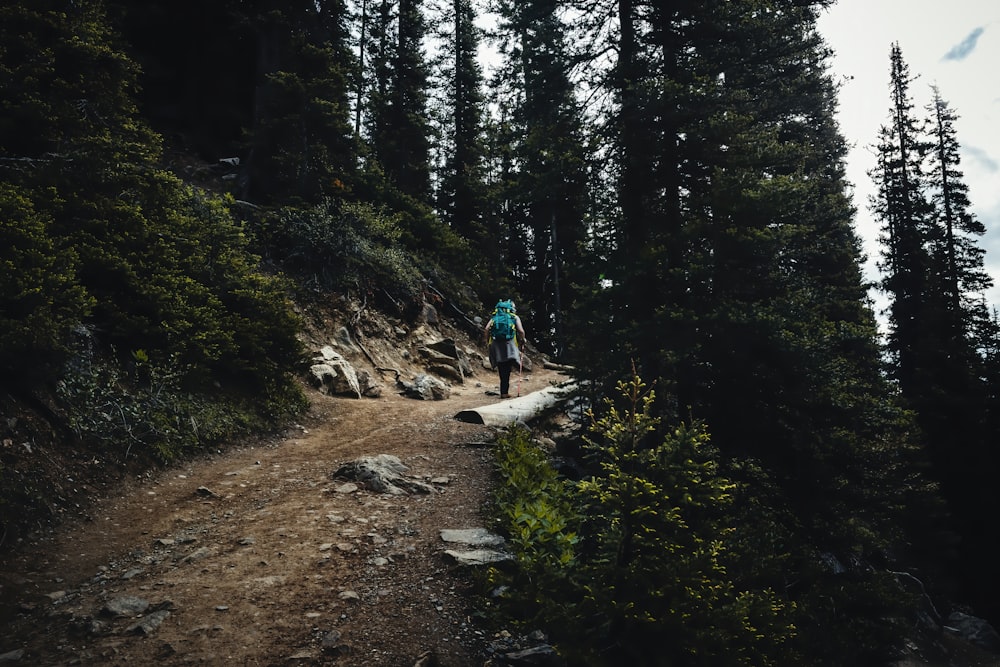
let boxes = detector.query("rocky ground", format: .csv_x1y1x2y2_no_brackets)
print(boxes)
0,300,574,666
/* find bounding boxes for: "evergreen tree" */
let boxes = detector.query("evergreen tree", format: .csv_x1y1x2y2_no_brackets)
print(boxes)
872,49,999,618
479,104,529,295
925,85,993,342
243,0,360,204
370,0,433,203
871,42,936,395
490,0,590,356
435,0,488,250
565,3,945,660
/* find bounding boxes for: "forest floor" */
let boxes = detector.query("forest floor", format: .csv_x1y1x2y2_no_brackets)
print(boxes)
0,338,571,666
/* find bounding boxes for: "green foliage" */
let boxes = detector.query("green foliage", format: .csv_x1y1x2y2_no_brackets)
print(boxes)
574,375,797,666
0,182,93,376
252,198,426,303
0,2,307,470
492,424,579,571
56,342,305,463
489,374,798,666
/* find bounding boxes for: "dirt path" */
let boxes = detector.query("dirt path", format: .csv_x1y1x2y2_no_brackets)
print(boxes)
0,365,570,666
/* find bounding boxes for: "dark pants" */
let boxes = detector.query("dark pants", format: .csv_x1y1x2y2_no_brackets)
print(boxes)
498,360,516,396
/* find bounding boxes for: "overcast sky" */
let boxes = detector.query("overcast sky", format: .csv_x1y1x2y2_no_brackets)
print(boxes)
815,1,1000,314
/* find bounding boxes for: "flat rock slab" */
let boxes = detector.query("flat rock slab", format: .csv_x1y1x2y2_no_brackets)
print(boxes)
443,549,513,566
440,528,505,547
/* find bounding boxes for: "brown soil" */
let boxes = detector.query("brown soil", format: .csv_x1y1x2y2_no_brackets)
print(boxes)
0,329,571,665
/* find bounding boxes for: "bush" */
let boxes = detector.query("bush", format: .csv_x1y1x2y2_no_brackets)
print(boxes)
488,373,799,666
0,183,92,377
56,338,305,463
250,199,425,304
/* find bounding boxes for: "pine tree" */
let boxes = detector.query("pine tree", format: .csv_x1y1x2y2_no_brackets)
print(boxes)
566,3,944,660
871,43,937,394
925,85,993,341
243,0,360,205
490,0,590,356
435,0,488,248
872,51,1000,617
369,0,433,203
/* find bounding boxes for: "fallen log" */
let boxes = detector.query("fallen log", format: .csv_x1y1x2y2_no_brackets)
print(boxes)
542,360,575,372
454,381,578,427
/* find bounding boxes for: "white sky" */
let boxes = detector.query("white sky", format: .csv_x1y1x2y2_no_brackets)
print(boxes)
816,1,1000,315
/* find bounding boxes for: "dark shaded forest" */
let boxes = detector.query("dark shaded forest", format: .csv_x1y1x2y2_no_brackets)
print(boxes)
3,0,1000,664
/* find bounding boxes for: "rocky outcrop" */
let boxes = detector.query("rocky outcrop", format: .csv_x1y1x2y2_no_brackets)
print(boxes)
945,612,1000,652
309,346,382,398
398,374,450,401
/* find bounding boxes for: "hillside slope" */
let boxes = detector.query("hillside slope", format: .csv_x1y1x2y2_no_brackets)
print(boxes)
0,299,572,665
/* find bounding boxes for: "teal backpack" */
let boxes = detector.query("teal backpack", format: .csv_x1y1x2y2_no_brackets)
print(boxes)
491,300,517,341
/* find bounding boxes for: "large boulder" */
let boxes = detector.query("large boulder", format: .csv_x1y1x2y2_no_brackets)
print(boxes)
332,454,435,495
945,611,1000,652
399,374,450,401
310,346,361,398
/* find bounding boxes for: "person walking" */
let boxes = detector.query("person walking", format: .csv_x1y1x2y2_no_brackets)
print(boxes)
484,299,525,398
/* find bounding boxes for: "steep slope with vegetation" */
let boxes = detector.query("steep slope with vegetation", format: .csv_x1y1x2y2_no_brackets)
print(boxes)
4,0,1000,665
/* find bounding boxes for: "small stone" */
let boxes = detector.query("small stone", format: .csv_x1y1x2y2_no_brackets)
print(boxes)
334,483,358,494
180,546,214,563
443,549,513,566
338,591,360,602
103,595,150,617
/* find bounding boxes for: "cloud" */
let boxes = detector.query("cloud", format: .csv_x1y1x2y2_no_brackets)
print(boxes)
942,26,986,61
964,145,1000,172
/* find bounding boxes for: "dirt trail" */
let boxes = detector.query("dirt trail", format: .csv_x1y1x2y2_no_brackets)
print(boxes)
0,364,570,666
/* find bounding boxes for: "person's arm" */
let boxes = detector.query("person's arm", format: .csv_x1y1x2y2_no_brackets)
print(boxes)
484,319,492,344
515,316,526,346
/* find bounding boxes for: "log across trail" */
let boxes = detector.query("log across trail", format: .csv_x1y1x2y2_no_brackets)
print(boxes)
454,380,579,427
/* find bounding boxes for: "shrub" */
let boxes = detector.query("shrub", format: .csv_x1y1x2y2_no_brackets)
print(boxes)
56,339,305,463
488,373,799,666
0,183,92,377
251,199,425,304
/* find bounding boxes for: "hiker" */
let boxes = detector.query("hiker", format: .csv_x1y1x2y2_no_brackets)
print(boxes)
484,299,525,398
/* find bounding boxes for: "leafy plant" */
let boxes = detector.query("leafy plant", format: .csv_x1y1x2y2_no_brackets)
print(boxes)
56,340,304,463
0,182,93,377
488,373,798,666
251,198,426,304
